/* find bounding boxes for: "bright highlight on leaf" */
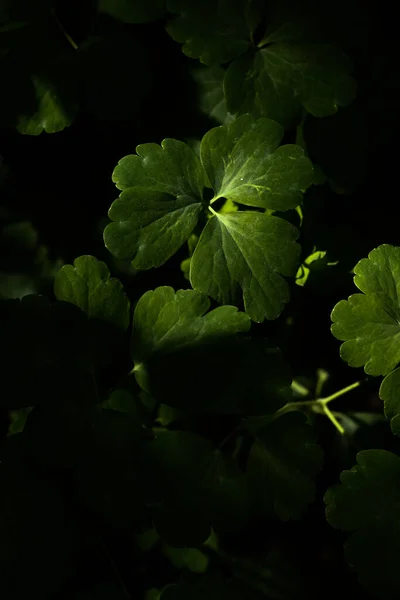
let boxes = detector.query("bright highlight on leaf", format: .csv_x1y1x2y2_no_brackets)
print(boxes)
200,114,314,211
190,211,301,322
106,114,313,322
331,244,400,376
104,139,205,269
325,449,400,599
54,255,130,330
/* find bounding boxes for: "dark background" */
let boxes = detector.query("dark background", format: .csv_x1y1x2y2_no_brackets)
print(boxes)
1,1,399,598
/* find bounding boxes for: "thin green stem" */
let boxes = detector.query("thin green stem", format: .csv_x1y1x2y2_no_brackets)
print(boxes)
321,404,345,434
51,8,79,51
291,379,310,397
208,205,218,216
320,380,361,405
275,379,362,435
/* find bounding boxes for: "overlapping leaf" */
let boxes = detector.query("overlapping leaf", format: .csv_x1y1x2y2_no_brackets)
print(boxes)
192,66,233,124
54,255,130,330
378,369,400,437
166,1,356,128
104,140,205,269
190,211,301,322
140,430,250,544
106,115,313,321
331,244,400,376
166,0,252,65
132,286,291,413
325,449,400,599
200,114,313,210
225,39,356,129
0,295,94,409
245,412,323,520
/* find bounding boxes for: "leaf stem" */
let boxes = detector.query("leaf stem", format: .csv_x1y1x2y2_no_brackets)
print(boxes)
321,404,345,434
319,380,361,405
50,8,79,51
276,380,362,435
208,205,218,216
291,379,310,397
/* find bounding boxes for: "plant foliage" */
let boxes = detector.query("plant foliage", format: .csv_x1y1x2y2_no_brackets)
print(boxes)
0,1,399,599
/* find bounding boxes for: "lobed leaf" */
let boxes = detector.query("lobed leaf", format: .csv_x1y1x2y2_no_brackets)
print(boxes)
246,412,323,520
54,255,130,330
166,0,251,66
200,114,314,211
325,449,400,598
190,211,301,322
225,29,356,127
331,244,400,376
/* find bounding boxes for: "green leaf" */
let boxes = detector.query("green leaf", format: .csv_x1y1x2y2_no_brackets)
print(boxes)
224,51,301,129
141,430,250,541
0,296,96,409
162,544,209,573
325,449,400,599
190,211,300,322
379,368,400,436
331,245,400,376
16,74,74,135
133,286,250,360
225,35,356,127
192,66,234,124
8,406,33,435
111,138,206,193
200,114,314,210
166,0,251,66
105,190,203,268
104,139,205,268
246,412,323,520
132,285,251,402
54,255,130,331
98,0,166,23
100,388,139,415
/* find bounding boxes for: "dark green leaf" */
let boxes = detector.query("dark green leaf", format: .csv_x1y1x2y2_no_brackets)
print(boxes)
192,66,233,124
141,430,250,542
166,0,251,66
0,295,95,409
246,412,323,520
325,449,400,599
379,369,400,436
133,286,250,361
132,285,251,403
54,255,130,330
98,0,166,23
225,32,356,127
